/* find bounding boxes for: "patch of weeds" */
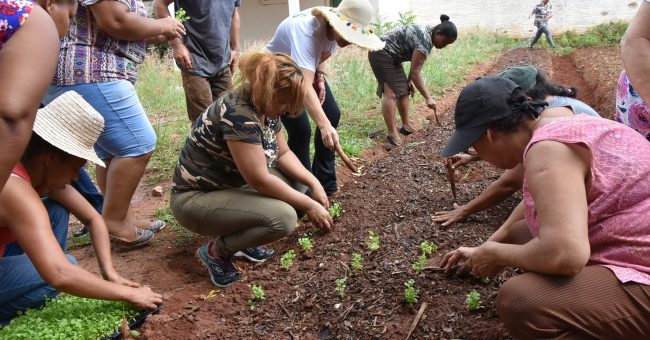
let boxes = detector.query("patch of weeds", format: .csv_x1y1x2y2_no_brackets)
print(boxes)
367,230,380,252
404,279,419,305
298,236,313,252
248,285,265,310
466,289,482,311
67,233,91,250
411,254,427,274
553,20,627,55
0,295,139,339
350,253,363,272
280,250,296,270
420,241,438,257
335,278,347,299
327,202,343,219
154,206,194,245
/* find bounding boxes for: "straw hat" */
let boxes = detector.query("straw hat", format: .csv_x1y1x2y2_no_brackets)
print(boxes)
34,91,105,167
311,0,385,51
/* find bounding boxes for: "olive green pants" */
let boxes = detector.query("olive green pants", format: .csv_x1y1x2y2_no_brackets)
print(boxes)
170,169,306,256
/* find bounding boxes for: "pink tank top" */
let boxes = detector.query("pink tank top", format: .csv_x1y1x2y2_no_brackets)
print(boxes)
0,163,31,256
523,115,650,285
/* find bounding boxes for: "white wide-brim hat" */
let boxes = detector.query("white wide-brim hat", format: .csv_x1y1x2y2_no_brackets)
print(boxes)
34,91,105,167
311,0,385,51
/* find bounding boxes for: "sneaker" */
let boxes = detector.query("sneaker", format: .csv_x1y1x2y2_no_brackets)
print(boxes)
73,226,89,237
196,243,241,287
234,246,276,263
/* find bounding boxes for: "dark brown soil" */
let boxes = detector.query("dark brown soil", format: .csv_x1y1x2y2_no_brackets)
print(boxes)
70,47,620,339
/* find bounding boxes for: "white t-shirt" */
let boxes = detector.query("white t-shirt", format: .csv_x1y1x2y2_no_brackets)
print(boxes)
264,10,337,72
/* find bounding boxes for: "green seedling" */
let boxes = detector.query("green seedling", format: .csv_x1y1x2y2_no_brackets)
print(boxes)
404,279,419,305
480,276,491,284
175,7,190,22
420,241,438,257
298,236,313,252
280,250,296,270
327,202,343,219
350,253,363,272
248,284,265,310
335,278,347,299
367,230,380,251
466,289,482,311
412,254,427,274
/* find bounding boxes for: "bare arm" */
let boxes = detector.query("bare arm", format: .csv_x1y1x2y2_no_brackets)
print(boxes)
0,7,59,194
90,0,185,41
621,1,650,103
229,7,240,73
0,178,162,309
152,0,192,68
301,67,340,150
410,50,438,112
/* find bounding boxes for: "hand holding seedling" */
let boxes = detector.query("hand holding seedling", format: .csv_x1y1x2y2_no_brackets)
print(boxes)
440,241,503,278
156,16,186,40
306,201,333,231
433,203,469,227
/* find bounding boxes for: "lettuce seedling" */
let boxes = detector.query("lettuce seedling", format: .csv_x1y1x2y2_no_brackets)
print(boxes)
280,250,296,270
404,279,419,305
412,254,427,274
335,278,347,299
367,230,380,251
420,241,438,257
248,285,265,310
466,289,482,311
327,202,342,219
350,253,363,272
175,8,190,22
298,236,313,252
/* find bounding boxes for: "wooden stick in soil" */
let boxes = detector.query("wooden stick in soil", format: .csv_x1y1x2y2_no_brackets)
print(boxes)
445,158,457,202
336,144,358,173
405,302,428,340
432,107,441,126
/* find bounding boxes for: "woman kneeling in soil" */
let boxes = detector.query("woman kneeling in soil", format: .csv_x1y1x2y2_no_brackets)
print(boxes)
0,92,162,324
434,65,600,227
368,14,457,147
171,52,333,288
440,76,650,337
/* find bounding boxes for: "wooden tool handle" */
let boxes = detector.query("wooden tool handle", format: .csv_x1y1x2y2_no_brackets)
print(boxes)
336,145,358,173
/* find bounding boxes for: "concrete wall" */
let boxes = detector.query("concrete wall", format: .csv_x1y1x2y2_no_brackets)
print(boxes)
410,0,640,37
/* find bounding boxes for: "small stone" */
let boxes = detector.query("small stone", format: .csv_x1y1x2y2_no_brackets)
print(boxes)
152,186,164,197
334,303,342,309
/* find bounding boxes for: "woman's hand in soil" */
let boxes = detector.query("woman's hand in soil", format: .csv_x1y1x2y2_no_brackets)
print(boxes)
127,286,163,310
433,203,469,227
467,241,504,278
105,272,141,288
448,153,479,169
156,16,186,40
311,185,330,209
440,246,475,274
306,201,333,232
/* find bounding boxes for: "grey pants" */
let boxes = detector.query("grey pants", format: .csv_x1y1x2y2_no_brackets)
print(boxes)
170,169,306,256
530,24,556,48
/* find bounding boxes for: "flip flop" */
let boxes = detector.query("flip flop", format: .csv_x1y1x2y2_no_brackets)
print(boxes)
148,220,166,233
110,228,154,248
385,135,400,148
399,127,414,136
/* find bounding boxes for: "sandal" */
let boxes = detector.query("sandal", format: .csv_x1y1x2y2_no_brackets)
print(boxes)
110,228,154,248
399,126,414,136
148,220,166,233
386,135,400,147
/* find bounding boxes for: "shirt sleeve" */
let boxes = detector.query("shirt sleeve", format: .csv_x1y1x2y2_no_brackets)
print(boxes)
289,17,325,72
414,27,432,57
220,103,263,144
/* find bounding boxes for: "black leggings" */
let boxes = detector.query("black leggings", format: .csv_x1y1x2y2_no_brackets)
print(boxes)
281,81,340,194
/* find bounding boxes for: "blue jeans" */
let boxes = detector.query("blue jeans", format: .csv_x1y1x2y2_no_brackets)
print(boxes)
0,199,76,324
530,24,556,48
72,168,103,215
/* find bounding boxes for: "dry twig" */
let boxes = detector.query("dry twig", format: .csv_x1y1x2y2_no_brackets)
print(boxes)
445,158,457,201
406,302,428,340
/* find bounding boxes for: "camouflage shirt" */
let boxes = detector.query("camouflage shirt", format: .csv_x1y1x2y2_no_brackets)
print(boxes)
172,89,282,193
380,24,434,63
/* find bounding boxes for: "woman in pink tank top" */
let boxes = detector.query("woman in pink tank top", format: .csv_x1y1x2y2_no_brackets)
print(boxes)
439,76,650,338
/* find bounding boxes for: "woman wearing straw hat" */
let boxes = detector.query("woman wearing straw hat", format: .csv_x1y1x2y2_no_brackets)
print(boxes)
43,0,186,247
439,77,650,338
0,92,162,324
368,14,457,148
0,0,78,197
264,0,384,195
171,52,333,287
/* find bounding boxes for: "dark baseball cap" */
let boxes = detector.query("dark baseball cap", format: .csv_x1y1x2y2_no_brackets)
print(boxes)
496,65,538,92
441,76,519,157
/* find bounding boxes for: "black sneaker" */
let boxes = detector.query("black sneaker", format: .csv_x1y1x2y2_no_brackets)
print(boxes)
196,243,241,287
73,226,89,237
233,246,276,263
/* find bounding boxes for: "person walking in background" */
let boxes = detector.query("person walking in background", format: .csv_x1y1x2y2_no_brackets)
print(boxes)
153,0,240,122
368,14,457,147
264,0,384,195
617,0,650,141
44,0,186,248
171,52,333,287
528,0,556,48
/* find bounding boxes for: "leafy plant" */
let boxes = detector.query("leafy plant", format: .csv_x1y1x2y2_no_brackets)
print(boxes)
280,250,296,270
397,10,417,27
248,285,265,310
412,254,427,274
327,202,343,219
404,279,419,305
350,253,363,272
335,278,347,299
420,241,438,257
367,230,380,251
298,236,313,252
480,276,491,284
175,7,190,22
0,295,139,339
466,289,482,311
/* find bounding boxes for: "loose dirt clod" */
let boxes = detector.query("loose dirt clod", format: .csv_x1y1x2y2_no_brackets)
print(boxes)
151,186,164,197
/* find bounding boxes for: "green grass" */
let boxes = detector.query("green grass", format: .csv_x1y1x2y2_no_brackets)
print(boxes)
553,20,628,55
154,205,195,245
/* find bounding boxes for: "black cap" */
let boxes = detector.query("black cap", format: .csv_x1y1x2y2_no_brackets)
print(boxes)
441,76,520,157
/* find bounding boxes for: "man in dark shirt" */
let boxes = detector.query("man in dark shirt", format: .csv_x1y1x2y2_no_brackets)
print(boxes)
154,0,241,121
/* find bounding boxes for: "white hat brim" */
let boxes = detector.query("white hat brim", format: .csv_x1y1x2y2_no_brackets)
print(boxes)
33,114,105,167
312,7,385,51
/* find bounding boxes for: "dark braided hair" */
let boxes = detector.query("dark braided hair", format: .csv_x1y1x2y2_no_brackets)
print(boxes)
528,69,577,101
433,14,457,40
490,88,547,133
